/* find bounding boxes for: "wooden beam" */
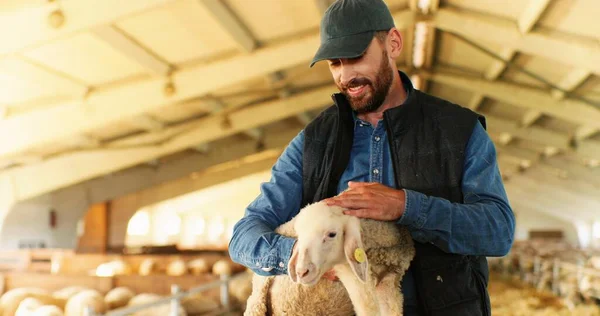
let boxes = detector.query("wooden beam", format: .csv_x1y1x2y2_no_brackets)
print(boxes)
425,71,600,128
473,0,549,121
468,48,515,112
551,69,591,100
0,34,320,160
0,85,336,201
488,116,571,150
575,125,598,141
541,156,600,187
434,8,600,75
0,56,88,99
129,115,165,132
199,0,258,53
0,9,415,161
0,0,177,56
520,110,543,127
577,140,600,161
91,25,172,76
518,0,550,34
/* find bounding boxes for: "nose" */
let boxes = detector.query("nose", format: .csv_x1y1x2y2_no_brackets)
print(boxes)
297,267,310,278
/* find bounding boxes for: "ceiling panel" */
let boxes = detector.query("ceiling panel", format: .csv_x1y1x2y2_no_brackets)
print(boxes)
427,81,474,107
435,31,499,75
441,0,524,21
23,33,147,86
479,99,529,122
116,0,238,65
533,116,579,135
538,0,600,40
224,0,322,43
501,53,573,89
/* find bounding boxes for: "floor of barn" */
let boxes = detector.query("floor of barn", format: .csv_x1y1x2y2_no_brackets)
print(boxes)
489,273,600,316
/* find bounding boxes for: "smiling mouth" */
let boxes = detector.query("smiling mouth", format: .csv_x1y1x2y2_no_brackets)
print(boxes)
346,84,367,97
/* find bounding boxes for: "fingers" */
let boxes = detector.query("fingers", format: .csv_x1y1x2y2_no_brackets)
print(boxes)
343,209,371,218
326,196,372,209
348,181,377,188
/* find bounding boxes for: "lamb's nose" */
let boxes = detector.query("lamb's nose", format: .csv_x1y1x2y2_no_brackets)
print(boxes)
297,268,310,278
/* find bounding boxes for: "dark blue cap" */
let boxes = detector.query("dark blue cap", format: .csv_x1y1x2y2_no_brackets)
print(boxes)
310,0,396,67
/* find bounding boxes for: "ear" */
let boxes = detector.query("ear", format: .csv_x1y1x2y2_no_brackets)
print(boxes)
387,27,403,59
343,216,369,283
288,242,299,282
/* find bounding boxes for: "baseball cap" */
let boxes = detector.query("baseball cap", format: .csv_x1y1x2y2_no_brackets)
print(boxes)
310,0,396,67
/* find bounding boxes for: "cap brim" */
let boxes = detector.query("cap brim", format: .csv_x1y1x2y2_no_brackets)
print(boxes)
309,31,374,67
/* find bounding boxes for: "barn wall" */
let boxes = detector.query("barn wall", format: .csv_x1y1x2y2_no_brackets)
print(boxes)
514,209,580,246
0,152,219,249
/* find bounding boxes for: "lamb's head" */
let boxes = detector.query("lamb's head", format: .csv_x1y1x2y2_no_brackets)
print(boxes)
287,201,369,286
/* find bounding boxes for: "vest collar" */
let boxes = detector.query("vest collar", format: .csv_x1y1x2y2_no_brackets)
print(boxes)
331,70,423,131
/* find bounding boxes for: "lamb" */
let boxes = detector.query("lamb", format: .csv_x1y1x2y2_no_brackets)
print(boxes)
104,287,135,310
0,288,66,316
166,258,187,276
14,298,64,316
126,293,186,316
244,201,415,316
63,290,106,316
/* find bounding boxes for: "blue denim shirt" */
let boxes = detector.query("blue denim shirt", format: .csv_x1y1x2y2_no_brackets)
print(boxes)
229,87,515,314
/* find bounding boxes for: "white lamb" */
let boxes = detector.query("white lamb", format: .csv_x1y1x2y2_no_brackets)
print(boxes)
244,201,415,316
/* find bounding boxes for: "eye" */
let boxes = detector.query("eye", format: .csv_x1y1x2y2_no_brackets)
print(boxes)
328,232,337,238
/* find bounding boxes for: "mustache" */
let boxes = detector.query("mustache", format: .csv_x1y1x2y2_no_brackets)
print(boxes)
341,77,372,90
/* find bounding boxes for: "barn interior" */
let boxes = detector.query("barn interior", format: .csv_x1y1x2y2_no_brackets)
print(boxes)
0,0,598,315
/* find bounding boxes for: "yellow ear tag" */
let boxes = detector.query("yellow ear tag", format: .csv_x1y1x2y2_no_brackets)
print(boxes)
354,248,366,263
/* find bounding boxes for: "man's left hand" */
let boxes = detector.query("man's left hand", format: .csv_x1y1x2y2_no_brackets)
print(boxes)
323,182,406,221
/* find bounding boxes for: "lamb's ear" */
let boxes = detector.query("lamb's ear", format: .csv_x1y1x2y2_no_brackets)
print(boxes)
287,242,299,283
343,216,368,283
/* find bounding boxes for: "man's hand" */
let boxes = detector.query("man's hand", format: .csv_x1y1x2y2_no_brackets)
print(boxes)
323,181,406,221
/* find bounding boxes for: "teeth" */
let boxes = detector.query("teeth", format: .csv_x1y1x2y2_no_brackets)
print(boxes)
349,85,365,92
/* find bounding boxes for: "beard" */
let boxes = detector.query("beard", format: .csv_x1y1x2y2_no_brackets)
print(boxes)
338,50,394,114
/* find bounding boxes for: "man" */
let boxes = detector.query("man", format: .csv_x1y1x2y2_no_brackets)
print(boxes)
229,0,515,315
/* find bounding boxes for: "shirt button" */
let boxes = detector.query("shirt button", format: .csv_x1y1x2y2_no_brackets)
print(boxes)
279,262,285,268
374,136,381,142
373,169,379,175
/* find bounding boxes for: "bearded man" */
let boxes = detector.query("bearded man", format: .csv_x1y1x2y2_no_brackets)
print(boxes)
229,0,515,315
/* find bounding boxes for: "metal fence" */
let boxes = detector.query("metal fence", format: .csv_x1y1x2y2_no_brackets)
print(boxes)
83,273,245,316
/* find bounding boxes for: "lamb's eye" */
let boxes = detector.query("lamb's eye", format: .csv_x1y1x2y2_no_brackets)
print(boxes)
328,232,337,238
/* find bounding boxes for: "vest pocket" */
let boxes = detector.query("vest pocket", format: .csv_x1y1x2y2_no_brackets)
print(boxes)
418,259,483,315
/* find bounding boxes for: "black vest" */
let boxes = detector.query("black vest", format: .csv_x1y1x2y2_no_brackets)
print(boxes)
301,72,491,316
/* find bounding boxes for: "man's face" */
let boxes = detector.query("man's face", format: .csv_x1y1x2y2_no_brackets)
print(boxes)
328,37,394,114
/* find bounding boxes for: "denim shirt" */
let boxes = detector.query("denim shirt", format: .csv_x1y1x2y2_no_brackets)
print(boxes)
229,89,515,314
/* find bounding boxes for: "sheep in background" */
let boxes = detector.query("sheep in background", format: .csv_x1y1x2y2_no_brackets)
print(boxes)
32,305,64,316
15,297,43,316
166,258,187,276
104,287,135,310
127,293,186,316
95,260,132,277
53,287,90,302
180,293,219,315
212,259,245,276
64,290,106,316
138,259,159,276
244,201,415,316
187,259,211,276
1,288,66,316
